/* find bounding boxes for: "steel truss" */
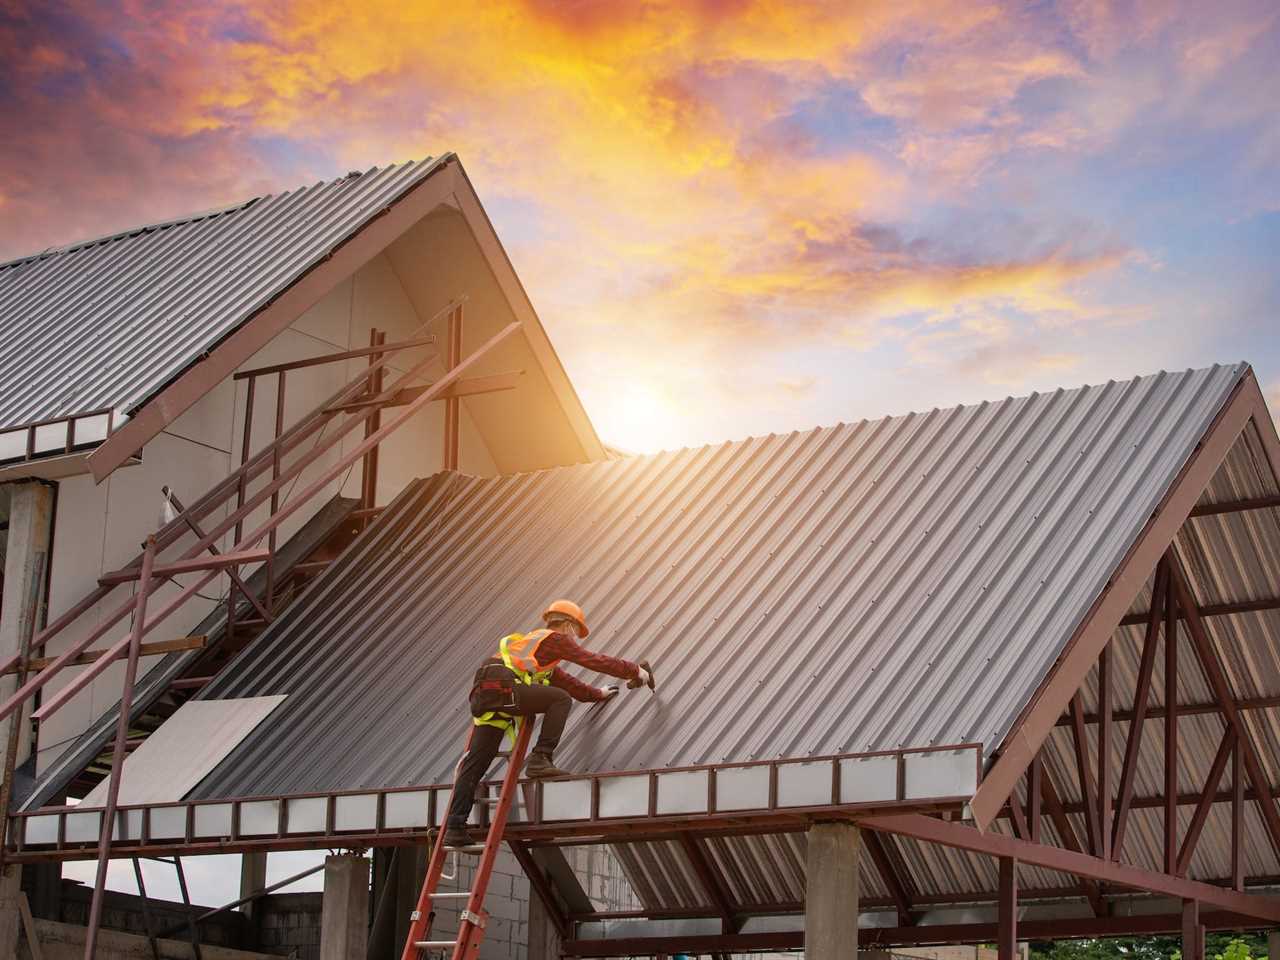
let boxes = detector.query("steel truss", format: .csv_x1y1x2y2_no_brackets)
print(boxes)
4,356,1278,960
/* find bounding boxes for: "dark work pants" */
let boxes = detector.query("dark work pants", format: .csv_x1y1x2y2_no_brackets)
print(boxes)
447,683,572,826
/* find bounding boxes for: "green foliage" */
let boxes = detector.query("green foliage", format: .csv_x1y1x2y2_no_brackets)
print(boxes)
1027,932,1269,960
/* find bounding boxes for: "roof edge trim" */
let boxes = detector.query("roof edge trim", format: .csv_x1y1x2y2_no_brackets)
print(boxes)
968,363,1259,831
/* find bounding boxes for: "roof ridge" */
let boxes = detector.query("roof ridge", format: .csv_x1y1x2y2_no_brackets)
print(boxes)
486,362,1250,479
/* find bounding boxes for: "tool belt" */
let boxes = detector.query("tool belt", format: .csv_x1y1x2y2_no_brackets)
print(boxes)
469,659,518,717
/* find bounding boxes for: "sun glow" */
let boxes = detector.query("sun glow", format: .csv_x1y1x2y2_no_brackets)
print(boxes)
592,382,682,455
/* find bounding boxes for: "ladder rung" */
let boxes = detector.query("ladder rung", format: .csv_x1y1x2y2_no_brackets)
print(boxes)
415,941,458,949
431,891,471,900
450,844,486,854
476,796,501,804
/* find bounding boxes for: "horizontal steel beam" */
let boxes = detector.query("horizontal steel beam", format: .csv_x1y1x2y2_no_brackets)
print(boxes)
325,370,524,413
1057,693,1280,726
860,813,1280,922
99,549,270,585
563,912,1268,956
1190,496,1280,517
1120,596,1280,626
232,335,437,380
0,636,206,675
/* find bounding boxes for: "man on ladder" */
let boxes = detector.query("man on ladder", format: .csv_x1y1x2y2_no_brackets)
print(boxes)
441,599,654,848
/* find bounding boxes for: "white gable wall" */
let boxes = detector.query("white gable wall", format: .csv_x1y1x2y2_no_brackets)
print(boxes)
37,254,497,776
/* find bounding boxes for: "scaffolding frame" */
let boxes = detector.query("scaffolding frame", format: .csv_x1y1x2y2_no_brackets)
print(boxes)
0,302,524,959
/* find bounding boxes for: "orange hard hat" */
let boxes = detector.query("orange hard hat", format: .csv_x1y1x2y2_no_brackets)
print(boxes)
542,599,589,637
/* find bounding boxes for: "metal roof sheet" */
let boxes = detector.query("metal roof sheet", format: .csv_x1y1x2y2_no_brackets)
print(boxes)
0,156,446,434
188,363,1248,800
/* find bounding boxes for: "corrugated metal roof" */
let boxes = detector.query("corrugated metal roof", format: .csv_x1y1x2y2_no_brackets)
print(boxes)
0,156,447,433
189,363,1248,799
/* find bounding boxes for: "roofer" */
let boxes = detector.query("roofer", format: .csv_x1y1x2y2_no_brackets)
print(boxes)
441,600,655,849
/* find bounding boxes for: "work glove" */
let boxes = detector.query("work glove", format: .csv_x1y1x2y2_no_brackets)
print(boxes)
598,685,620,702
626,660,656,691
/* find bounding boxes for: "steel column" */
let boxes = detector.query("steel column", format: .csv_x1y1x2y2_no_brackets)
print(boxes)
1233,741,1244,890
1113,562,1165,858
443,306,462,471
1027,756,1042,844
998,857,1017,960
1183,899,1204,960
1070,693,1101,856
360,329,385,523
1098,643,1112,860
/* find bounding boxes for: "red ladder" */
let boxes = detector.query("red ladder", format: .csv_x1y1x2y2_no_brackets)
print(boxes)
401,720,534,960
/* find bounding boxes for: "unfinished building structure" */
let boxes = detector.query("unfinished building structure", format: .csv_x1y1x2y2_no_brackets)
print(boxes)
1,155,1279,960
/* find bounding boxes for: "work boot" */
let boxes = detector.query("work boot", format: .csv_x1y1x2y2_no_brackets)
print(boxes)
524,751,571,779
441,822,474,849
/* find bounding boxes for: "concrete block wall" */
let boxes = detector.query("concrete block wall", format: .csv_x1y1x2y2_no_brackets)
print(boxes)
428,847,531,960
257,891,323,960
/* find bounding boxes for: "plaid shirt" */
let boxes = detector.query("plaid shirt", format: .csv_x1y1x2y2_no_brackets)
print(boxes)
533,630,641,703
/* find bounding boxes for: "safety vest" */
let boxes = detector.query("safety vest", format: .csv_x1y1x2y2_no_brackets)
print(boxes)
473,629,562,733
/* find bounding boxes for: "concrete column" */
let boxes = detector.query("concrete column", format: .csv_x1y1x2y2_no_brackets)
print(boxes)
528,886,563,960
0,481,54,960
1267,929,1279,960
0,482,54,778
238,851,269,948
805,822,860,960
320,853,370,960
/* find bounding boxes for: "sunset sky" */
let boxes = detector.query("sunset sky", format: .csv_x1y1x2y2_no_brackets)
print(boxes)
2,0,1277,454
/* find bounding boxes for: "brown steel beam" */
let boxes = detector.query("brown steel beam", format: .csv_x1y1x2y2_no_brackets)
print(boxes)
1177,727,1236,876
1183,899,1205,960
443,305,462,471
98,549,270,585
359,329,385,524
84,537,157,960
970,369,1257,831
865,831,914,926
1114,562,1165,859
1039,765,1107,916
1189,495,1280,517
1233,741,1245,890
1171,563,1280,862
326,370,524,413
1057,692,1280,726
1070,693,1102,856
998,857,1016,960
1098,644,1113,860
1120,595,1280,626
678,834,740,932
1027,756,1042,844
232,335,437,380
1007,784,1030,840
860,813,1280,921
165,488,273,626
0,635,206,675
